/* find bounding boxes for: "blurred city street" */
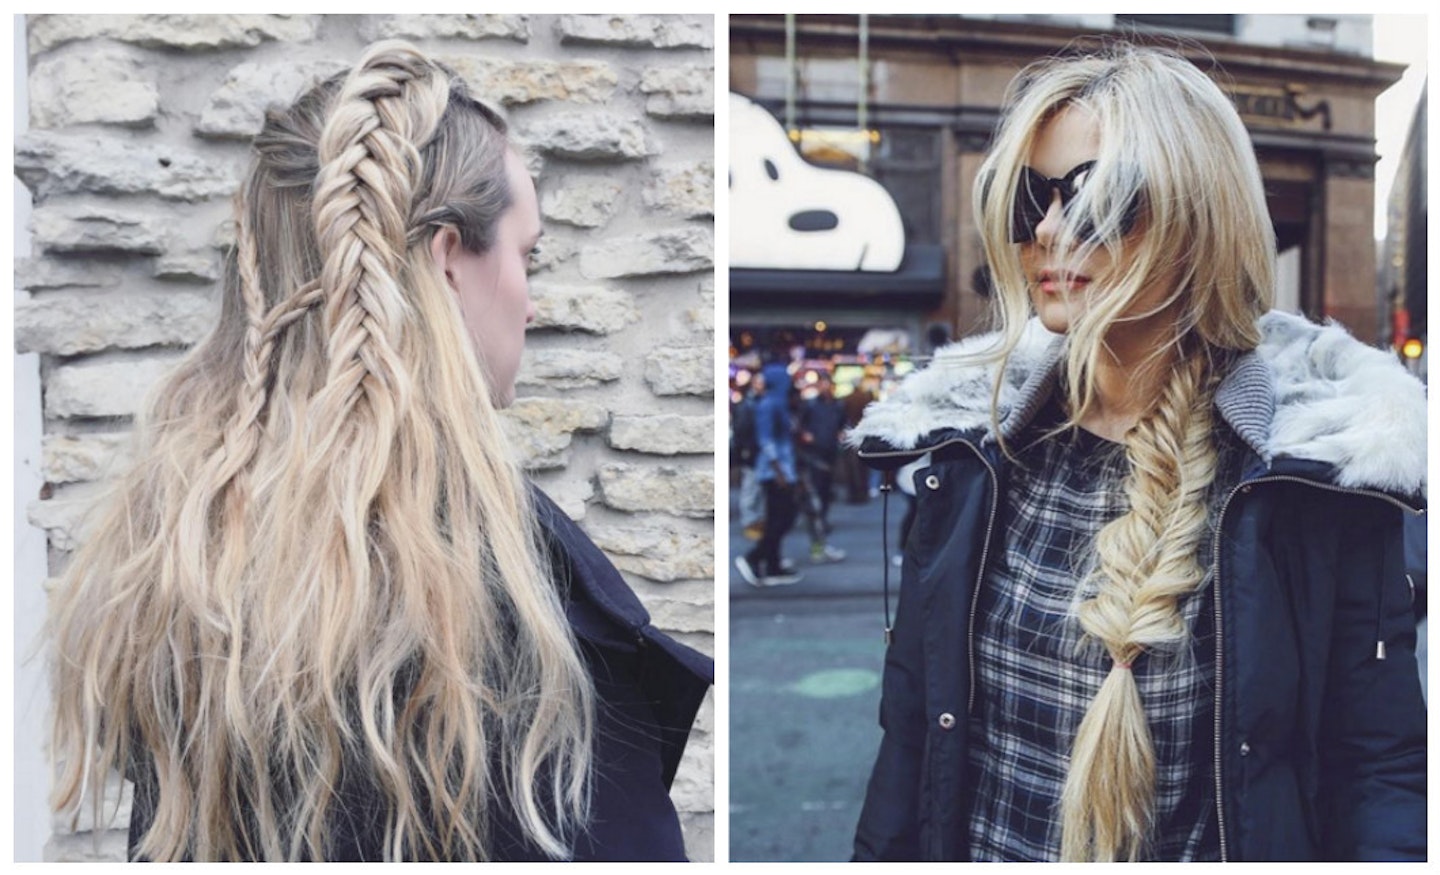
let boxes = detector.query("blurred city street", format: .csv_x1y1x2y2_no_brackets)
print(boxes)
728,484,901,862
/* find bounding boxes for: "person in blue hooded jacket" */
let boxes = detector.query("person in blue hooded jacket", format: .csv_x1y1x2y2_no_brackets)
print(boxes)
848,44,1425,862
736,361,804,586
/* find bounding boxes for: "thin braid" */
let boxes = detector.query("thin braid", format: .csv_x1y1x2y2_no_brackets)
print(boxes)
167,212,281,608
1060,354,1218,861
220,206,283,487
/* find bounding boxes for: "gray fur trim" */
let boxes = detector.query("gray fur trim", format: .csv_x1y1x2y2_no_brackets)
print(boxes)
850,310,1427,495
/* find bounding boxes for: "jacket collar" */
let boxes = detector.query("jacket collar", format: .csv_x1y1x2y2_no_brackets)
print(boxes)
851,310,1427,499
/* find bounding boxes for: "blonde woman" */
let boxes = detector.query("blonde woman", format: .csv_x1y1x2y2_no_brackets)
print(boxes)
849,44,1425,862
47,41,712,862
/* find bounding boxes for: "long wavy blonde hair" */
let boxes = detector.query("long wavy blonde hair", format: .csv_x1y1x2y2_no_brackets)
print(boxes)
973,44,1274,860
47,41,593,861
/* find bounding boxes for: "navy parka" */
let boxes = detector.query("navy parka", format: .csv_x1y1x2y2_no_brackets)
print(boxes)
848,312,1427,862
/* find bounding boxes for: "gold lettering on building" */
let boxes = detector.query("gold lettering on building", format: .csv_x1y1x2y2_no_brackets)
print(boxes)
1227,84,1332,131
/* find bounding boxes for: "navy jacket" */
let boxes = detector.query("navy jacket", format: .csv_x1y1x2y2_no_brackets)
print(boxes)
127,486,712,862
848,312,1427,861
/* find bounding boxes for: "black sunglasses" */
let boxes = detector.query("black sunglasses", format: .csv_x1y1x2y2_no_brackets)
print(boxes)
1010,160,1141,244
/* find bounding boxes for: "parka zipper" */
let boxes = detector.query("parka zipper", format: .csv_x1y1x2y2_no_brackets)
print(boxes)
1208,474,1422,863
964,445,1000,716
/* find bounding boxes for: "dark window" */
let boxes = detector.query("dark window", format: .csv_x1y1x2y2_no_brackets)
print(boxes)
872,127,942,246
1115,14,1236,36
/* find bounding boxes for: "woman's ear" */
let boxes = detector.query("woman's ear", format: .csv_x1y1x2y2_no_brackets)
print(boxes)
429,226,462,292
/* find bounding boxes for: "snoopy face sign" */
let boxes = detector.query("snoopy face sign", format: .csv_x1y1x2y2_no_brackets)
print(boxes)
729,93,906,272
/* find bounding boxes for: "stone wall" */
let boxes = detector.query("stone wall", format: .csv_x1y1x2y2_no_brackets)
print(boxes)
17,14,715,862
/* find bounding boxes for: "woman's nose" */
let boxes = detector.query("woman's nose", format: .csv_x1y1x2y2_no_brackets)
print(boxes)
1031,189,1065,247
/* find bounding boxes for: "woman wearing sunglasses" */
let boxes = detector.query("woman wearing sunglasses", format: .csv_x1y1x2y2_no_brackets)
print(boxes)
849,44,1426,862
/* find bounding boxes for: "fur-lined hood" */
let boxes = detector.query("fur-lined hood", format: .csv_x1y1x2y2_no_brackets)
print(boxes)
850,310,1427,498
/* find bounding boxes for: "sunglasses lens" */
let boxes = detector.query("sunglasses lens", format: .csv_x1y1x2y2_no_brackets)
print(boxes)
1010,168,1050,243
1008,162,1142,243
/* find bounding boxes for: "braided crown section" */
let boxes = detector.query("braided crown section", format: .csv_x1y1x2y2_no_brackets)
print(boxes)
311,41,451,416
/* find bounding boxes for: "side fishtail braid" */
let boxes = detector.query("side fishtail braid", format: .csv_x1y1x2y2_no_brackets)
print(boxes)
1058,352,1219,861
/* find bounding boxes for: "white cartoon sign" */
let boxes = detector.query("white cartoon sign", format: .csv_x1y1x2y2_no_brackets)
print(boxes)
729,93,905,272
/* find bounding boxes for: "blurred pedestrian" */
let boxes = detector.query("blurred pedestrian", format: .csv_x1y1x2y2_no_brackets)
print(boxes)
798,373,847,562
850,44,1426,862
732,371,766,539
736,362,802,586
839,377,875,503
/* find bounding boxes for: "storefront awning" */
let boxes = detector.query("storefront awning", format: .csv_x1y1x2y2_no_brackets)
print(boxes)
730,243,946,309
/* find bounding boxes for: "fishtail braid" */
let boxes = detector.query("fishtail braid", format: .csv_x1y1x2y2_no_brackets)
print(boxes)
309,42,449,429
1059,353,1219,861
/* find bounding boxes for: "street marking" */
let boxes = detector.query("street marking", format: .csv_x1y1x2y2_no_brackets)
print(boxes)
790,668,880,698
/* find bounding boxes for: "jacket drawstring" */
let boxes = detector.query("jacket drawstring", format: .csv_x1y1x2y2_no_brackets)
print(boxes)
881,469,894,646
1375,572,1388,660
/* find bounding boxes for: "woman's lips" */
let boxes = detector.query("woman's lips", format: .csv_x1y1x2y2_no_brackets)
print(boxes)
1036,270,1090,294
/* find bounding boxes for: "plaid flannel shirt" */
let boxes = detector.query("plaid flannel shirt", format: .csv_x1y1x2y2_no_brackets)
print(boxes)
966,397,1246,861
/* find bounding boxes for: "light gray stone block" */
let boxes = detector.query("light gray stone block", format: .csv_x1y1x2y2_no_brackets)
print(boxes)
586,523,713,582
15,258,123,291
639,65,714,119
643,161,714,218
555,14,711,49
579,227,712,279
27,482,107,552
443,56,616,107
43,433,134,484
45,354,182,420
29,45,158,129
195,59,348,140
522,112,653,161
539,178,624,229
15,290,215,356
42,829,128,863
529,282,638,334
596,463,712,518
643,346,712,397
16,132,239,202
501,396,609,469
359,14,529,43
28,14,318,54
31,205,167,256
516,348,623,390
608,413,712,455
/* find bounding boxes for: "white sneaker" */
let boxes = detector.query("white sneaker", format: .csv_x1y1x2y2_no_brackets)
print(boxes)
735,555,761,587
762,570,802,586
811,544,846,563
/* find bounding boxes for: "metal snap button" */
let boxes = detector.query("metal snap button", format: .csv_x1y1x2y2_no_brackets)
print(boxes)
937,712,956,730
1239,741,1251,756
924,474,940,490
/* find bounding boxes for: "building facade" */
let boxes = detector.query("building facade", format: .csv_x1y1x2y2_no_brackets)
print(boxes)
730,13,1404,353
